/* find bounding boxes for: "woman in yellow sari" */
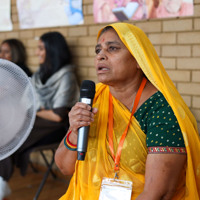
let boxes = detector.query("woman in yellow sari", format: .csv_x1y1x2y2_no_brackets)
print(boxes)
55,22,200,200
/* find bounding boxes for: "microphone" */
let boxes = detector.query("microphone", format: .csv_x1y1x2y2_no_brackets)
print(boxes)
77,80,95,161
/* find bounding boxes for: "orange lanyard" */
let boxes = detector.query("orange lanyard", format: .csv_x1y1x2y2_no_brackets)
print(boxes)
108,77,147,172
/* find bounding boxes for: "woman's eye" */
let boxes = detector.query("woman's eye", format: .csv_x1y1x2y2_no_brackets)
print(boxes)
109,46,118,51
95,48,101,54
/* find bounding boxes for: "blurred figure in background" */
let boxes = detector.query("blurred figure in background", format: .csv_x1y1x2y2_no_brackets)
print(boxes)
0,39,32,77
30,31,80,146
0,31,79,199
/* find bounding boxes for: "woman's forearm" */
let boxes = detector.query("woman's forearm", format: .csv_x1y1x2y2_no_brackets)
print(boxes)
36,109,62,122
55,130,78,175
55,137,77,175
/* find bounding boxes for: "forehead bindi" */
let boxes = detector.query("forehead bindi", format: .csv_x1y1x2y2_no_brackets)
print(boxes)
99,36,105,43
99,34,120,45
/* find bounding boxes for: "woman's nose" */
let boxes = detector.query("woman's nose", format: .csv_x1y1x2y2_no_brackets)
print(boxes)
96,51,107,60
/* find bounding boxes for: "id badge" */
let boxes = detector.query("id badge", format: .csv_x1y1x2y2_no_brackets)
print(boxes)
99,177,132,200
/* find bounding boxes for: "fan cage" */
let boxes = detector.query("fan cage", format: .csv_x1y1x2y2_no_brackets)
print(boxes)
0,59,36,160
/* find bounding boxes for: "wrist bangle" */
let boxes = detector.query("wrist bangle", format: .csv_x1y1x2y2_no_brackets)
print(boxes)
64,130,77,151
66,130,77,147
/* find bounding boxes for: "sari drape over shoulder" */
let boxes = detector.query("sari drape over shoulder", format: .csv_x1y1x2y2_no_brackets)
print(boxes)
60,23,200,200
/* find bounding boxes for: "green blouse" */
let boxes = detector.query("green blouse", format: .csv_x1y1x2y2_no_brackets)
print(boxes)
134,91,186,153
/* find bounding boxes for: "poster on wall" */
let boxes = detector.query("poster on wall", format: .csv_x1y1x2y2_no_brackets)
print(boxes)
93,0,194,23
0,0,13,31
17,0,83,29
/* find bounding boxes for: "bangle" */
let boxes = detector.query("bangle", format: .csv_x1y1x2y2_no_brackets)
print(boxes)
67,130,77,147
64,130,77,151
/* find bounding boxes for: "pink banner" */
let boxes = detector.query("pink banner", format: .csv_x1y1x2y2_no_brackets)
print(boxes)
93,0,193,23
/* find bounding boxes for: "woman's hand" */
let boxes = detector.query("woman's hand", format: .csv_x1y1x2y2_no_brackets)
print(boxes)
68,102,98,144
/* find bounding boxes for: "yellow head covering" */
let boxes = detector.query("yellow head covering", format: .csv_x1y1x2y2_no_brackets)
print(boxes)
97,22,200,199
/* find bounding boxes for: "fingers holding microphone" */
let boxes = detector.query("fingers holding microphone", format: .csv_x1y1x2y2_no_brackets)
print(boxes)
69,102,98,134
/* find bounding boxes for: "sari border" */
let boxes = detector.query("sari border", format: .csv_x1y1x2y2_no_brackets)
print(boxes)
148,146,187,154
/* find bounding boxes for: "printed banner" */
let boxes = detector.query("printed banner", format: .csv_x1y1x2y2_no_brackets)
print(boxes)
17,0,83,29
93,0,194,23
0,0,12,31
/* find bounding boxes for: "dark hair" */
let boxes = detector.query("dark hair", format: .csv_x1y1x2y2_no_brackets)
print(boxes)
99,26,114,37
39,31,72,83
2,39,27,66
1,39,32,76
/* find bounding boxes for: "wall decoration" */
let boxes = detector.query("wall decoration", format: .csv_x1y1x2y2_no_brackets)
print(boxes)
17,0,83,29
93,0,194,23
0,0,12,31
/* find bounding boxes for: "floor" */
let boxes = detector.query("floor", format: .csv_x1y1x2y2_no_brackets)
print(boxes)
6,166,72,200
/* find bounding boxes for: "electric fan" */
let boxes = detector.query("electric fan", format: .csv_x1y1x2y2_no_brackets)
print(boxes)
0,59,36,160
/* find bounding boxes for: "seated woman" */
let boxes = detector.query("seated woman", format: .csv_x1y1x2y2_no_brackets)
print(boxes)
55,23,200,199
0,32,79,199
0,39,32,76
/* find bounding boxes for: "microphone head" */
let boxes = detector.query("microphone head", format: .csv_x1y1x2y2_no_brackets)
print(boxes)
80,80,95,99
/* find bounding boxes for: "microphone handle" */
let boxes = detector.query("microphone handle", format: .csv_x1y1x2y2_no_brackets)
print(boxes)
77,97,93,161
77,126,90,160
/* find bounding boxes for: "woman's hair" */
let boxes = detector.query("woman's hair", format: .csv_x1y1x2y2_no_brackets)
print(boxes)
98,26,114,38
39,31,72,83
1,39,27,66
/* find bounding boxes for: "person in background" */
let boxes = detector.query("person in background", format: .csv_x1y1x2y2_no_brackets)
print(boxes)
0,39,32,76
0,31,79,199
55,22,200,200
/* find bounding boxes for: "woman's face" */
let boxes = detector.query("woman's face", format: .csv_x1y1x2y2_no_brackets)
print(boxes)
36,39,46,64
0,42,12,61
95,29,139,87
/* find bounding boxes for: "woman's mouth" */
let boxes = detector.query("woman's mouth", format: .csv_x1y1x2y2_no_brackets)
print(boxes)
97,65,109,72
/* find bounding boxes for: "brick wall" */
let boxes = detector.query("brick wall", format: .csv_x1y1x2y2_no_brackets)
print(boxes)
0,0,200,133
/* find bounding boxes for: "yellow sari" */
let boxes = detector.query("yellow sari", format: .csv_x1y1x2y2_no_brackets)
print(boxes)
60,23,200,200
